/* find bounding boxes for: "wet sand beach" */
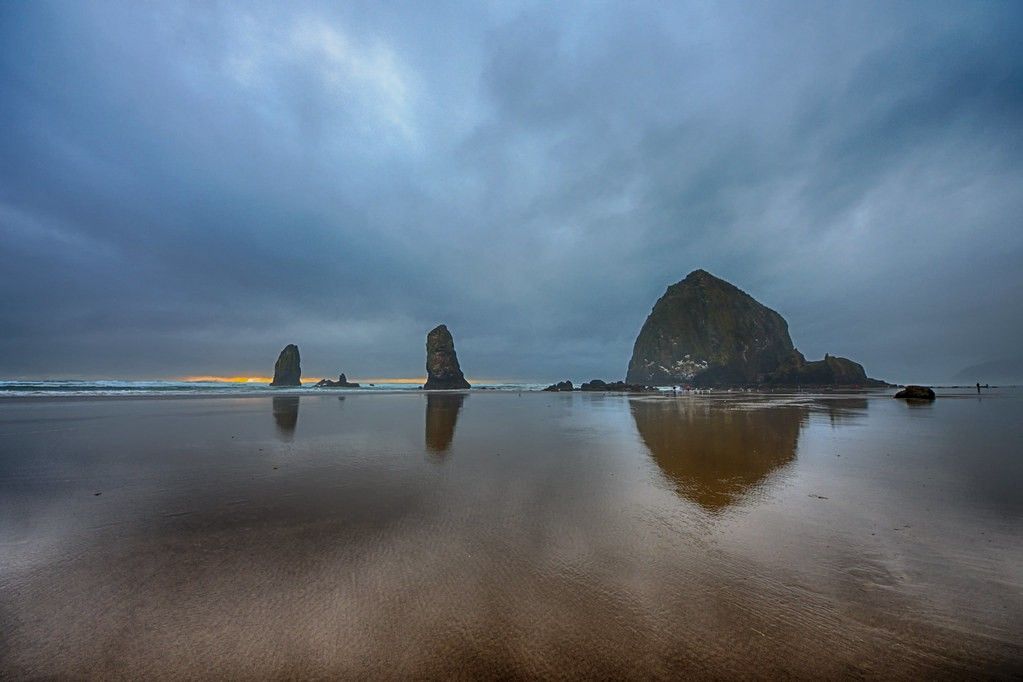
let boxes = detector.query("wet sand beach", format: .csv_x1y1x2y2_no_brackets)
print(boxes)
1,390,1021,678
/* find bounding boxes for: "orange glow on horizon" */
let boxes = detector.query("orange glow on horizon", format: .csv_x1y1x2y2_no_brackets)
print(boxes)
181,375,321,384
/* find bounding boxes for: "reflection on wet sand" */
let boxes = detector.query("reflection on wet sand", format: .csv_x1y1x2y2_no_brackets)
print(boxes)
425,393,465,454
631,399,807,511
812,396,869,425
2,393,1021,677
272,396,299,438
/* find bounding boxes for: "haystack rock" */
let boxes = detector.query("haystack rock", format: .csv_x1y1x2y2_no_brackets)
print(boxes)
626,269,883,387
270,344,302,387
626,270,796,386
423,324,470,390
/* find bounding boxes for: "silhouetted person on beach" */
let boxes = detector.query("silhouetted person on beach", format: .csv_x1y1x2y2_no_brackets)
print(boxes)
976,382,981,394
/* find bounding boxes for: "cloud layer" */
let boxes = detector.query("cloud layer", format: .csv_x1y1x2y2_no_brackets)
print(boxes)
2,1,1021,382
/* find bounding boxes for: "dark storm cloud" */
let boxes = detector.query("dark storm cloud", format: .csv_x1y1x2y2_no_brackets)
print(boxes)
1,1,1020,381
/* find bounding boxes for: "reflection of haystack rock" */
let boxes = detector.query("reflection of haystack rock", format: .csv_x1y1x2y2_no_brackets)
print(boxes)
425,393,465,453
272,396,299,437
630,400,807,511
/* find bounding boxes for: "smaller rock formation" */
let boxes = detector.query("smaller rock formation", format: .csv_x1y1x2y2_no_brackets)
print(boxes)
543,380,574,392
894,385,936,401
579,379,658,393
313,373,361,388
765,353,886,387
270,344,302,386
423,324,471,390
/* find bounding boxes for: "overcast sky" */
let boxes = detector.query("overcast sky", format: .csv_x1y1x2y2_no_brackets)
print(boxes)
1,1,1020,382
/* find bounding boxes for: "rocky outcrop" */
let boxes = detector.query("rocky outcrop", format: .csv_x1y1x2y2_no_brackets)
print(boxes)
313,373,360,388
423,325,471,390
579,379,658,393
764,353,885,387
627,270,796,387
270,344,302,386
542,379,655,392
894,385,936,401
626,269,883,387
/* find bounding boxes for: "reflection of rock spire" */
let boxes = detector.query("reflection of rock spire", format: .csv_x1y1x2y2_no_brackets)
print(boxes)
425,393,465,454
630,399,807,511
272,396,299,439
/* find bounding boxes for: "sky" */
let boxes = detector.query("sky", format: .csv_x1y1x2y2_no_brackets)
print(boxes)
1,1,1021,383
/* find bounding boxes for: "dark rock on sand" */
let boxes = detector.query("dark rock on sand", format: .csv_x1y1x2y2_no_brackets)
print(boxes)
270,344,302,387
543,380,574,392
313,373,361,388
894,385,936,401
765,353,886,387
579,379,658,393
423,325,471,390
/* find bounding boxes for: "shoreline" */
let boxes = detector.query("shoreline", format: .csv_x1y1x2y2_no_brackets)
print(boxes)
4,385,1004,404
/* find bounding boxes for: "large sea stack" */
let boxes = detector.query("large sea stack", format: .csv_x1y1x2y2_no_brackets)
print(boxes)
270,344,302,387
423,324,470,390
626,269,882,387
626,270,796,386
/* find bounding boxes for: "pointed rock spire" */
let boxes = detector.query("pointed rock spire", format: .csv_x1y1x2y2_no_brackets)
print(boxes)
270,344,302,386
423,325,470,390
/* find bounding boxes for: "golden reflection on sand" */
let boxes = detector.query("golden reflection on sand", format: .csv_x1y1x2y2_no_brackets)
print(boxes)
631,399,807,511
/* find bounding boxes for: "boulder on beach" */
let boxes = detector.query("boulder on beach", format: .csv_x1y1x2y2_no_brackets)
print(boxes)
894,385,936,401
423,325,471,390
270,344,302,387
543,380,574,392
579,379,658,393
